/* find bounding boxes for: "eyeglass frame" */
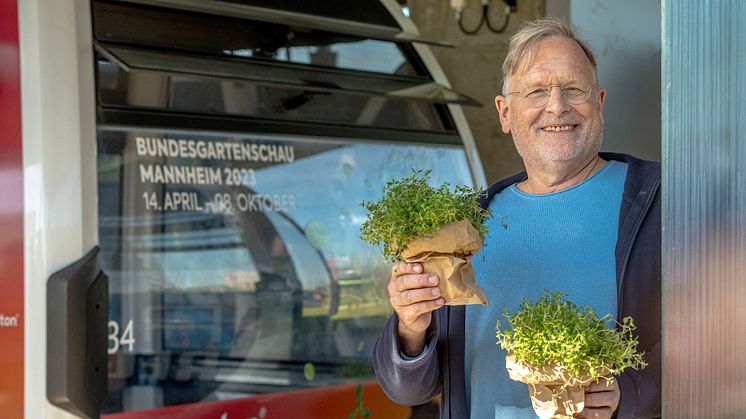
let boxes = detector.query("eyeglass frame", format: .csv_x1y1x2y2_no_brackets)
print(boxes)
503,82,597,109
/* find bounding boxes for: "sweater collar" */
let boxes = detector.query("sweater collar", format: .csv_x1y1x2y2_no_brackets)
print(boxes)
478,152,660,209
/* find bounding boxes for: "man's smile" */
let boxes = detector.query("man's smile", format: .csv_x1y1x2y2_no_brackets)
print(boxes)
540,124,579,132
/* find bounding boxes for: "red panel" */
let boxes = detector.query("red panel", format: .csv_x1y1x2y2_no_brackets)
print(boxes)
102,381,410,419
0,0,24,418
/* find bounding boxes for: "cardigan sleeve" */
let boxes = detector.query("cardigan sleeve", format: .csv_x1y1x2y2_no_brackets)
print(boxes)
372,313,441,406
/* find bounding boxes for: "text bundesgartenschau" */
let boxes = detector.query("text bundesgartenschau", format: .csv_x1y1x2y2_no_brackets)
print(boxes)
135,136,295,163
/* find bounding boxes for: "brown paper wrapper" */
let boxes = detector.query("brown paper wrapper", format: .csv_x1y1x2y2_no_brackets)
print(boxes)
505,355,611,419
400,219,488,306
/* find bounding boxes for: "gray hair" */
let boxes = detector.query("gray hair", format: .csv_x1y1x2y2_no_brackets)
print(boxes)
501,17,598,94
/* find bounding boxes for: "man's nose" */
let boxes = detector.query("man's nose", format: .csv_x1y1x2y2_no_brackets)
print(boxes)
544,86,571,115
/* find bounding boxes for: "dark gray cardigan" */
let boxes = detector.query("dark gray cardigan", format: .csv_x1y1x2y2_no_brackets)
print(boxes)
372,152,661,418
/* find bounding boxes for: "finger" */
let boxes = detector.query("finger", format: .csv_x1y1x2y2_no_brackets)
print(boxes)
391,262,422,277
390,273,439,293
392,286,441,307
586,379,616,392
399,298,445,323
575,406,613,419
584,390,615,408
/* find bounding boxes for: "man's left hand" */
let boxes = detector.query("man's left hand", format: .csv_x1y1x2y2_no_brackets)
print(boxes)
574,378,620,419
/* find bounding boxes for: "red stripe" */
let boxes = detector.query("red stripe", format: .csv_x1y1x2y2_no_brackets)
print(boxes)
102,381,409,419
0,0,25,418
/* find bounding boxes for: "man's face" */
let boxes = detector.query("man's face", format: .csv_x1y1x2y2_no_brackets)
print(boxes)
495,36,606,170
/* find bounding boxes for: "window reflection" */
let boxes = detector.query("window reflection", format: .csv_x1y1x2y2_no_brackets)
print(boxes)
99,130,474,412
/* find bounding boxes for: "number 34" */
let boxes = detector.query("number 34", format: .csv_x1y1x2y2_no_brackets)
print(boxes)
108,320,135,354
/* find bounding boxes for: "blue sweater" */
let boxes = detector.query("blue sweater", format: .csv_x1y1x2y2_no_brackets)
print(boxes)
465,161,626,418
373,153,661,419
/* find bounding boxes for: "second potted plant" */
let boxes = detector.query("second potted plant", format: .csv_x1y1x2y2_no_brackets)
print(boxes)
496,291,647,418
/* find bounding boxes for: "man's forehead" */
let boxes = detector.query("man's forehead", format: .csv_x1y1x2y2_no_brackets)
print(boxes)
519,66,589,84
511,37,595,83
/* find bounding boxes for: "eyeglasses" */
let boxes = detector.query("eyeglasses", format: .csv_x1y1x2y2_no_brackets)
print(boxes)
505,83,594,108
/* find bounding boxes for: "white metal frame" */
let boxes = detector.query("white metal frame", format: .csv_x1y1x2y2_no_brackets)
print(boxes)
18,0,98,417
380,0,488,189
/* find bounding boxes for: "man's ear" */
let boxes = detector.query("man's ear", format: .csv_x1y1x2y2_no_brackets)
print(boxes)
495,95,511,134
597,88,606,125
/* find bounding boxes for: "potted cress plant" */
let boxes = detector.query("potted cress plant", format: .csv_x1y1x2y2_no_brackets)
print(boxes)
496,291,647,419
360,170,491,305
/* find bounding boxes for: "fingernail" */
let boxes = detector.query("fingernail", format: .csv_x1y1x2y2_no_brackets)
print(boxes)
428,275,437,284
431,288,440,296
436,298,445,305
413,264,422,273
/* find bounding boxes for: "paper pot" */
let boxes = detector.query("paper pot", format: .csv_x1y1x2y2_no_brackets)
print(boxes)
400,219,488,306
505,355,610,419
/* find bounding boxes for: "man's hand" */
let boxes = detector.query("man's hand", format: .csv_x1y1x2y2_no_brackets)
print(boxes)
575,378,620,419
387,262,445,357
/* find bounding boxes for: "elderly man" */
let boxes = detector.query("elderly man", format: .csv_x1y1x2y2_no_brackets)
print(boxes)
372,17,660,419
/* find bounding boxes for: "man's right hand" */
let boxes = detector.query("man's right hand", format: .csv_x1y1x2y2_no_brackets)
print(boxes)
387,261,445,357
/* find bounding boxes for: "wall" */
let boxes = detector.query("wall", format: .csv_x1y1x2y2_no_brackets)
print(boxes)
548,0,662,162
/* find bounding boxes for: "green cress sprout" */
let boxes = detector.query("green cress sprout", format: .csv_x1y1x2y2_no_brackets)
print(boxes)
360,170,491,262
496,291,647,384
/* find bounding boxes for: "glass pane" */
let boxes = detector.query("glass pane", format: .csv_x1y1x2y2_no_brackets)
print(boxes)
98,128,474,413
93,1,417,76
218,0,400,29
273,40,407,74
97,61,448,131
97,45,474,106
